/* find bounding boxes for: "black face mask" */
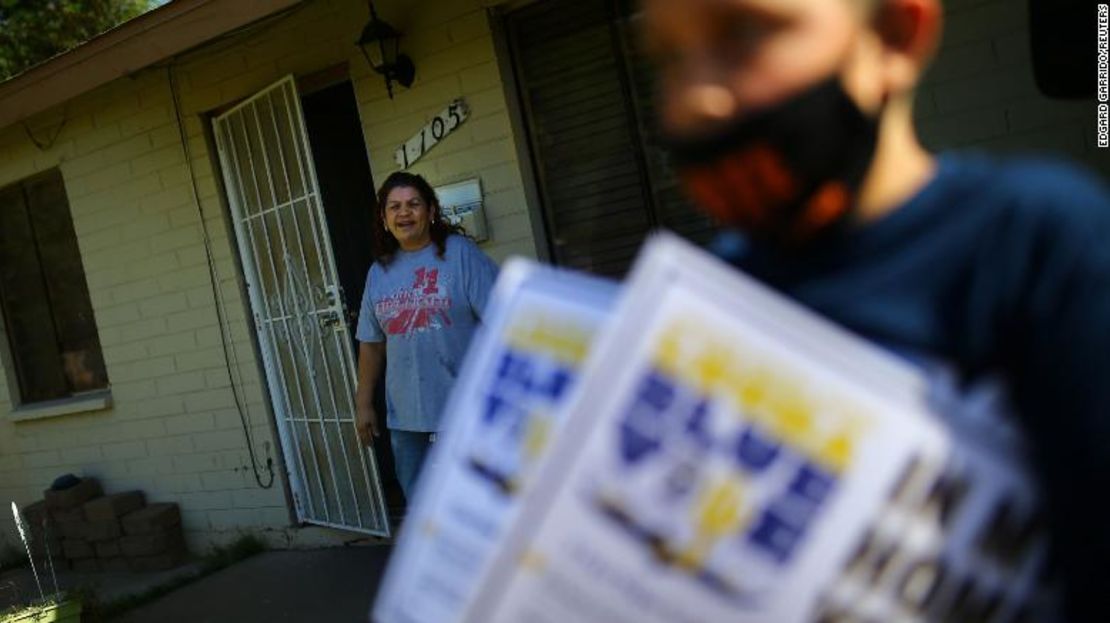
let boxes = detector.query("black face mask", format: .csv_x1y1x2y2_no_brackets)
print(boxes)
662,76,881,245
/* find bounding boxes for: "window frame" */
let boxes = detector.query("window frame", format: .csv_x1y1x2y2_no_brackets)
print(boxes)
0,168,111,418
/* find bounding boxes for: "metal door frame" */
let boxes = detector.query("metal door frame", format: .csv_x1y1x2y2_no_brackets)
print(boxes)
212,75,390,537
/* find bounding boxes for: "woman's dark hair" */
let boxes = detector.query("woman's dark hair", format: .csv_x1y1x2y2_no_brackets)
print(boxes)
373,171,465,267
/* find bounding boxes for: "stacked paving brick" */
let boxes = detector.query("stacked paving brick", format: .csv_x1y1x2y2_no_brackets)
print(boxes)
22,477,187,573
119,503,187,571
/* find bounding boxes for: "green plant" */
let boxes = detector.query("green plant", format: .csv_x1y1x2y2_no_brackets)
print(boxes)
0,593,79,623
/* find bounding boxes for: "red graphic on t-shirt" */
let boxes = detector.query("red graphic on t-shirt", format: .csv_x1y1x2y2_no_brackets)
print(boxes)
376,267,453,336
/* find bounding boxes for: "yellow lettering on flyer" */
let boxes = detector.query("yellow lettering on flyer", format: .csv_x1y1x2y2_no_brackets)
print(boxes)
736,368,771,416
814,415,867,471
692,345,732,394
820,430,854,472
697,478,747,537
523,413,551,461
650,318,872,474
676,477,748,571
505,316,591,366
654,322,684,375
776,391,815,445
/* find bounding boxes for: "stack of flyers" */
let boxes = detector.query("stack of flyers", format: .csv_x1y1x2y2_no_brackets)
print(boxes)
373,259,617,623
456,233,1054,623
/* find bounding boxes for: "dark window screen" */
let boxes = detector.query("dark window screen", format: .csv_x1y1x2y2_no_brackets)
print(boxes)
505,0,713,277
0,169,108,403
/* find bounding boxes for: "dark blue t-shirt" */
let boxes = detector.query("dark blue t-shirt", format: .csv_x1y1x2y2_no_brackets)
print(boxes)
714,152,1110,618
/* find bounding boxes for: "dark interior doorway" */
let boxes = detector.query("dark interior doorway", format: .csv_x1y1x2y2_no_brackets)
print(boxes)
301,79,405,522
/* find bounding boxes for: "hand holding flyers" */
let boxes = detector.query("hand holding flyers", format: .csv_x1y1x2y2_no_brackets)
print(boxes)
374,235,1054,623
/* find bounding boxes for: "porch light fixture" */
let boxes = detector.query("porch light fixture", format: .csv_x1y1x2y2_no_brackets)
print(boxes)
356,1,416,99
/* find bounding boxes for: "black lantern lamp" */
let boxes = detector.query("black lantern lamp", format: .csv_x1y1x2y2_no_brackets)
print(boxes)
356,1,416,99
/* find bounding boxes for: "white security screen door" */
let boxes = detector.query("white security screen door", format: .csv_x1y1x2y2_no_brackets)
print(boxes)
213,76,390,536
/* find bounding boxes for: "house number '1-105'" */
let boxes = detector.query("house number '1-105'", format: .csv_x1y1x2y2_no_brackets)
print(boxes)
395,98,470,168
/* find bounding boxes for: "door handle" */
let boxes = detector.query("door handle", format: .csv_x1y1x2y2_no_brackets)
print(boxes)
317,309,343,330
318,285,348,331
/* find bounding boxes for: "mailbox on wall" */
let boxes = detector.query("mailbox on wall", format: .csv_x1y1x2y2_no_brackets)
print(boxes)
435,178,489,243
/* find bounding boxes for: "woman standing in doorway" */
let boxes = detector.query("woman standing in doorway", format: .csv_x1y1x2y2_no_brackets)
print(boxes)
354,171,498,502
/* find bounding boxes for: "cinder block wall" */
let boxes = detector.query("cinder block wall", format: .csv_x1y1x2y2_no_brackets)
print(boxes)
0,62,267,554
917,0,1110,177
0,0,537,552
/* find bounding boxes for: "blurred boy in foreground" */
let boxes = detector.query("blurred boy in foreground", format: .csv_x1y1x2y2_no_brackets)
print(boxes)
642,0,1110,618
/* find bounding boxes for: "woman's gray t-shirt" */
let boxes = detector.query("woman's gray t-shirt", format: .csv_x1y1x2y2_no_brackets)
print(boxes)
356,235,498,432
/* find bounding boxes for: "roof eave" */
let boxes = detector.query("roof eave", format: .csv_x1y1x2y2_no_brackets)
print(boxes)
0,0,303,132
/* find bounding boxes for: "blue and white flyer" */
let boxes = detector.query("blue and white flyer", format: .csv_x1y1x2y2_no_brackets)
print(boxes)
372,258,617,623
461,233,1050,623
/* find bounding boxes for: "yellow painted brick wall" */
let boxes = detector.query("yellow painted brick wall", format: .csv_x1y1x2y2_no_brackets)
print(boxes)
0,62,286,551
0,0,541,552
355,0,539,261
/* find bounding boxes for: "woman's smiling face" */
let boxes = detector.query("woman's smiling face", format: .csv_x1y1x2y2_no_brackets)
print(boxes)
384,185,433,251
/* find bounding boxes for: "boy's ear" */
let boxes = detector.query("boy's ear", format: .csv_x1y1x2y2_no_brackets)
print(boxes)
873,0,943,95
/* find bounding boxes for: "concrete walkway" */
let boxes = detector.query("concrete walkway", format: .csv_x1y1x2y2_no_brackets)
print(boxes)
113,546,393,622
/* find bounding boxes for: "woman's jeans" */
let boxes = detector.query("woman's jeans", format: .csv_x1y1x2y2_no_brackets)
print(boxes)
390,429,435,502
